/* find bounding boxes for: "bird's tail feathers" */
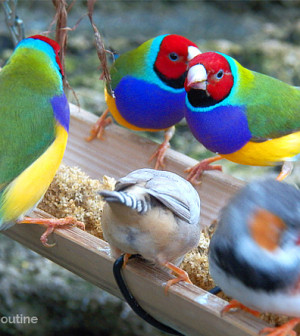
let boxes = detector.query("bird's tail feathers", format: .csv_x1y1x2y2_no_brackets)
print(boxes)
98,190,149,214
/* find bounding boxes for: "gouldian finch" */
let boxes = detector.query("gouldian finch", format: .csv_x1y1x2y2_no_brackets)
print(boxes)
99,168,201,292
209,179,300,336
87,34,201,169
0,35,84,246
184,52,300,183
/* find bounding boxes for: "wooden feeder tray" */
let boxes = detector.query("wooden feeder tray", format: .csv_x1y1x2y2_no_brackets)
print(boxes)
3,104,271,336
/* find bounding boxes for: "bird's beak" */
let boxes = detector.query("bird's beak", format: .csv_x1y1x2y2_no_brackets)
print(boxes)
186,64,207,90
187,46,201,61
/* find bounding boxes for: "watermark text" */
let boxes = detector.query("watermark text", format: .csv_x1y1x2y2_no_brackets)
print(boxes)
0,314,38,324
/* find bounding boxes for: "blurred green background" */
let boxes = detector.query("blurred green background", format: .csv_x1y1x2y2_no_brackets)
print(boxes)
1,1,300,335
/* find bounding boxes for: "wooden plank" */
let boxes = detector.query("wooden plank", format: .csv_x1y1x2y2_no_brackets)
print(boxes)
66,104,245,228
4,212,267,336
3,104,269,336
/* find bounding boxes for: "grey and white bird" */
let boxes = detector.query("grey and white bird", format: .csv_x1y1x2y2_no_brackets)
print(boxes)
99,168,201,291
209,179,300,336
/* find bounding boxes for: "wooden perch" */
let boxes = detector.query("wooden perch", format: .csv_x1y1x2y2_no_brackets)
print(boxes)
3,104,269,336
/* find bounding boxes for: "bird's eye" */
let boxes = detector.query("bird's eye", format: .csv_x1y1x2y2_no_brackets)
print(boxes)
169,52,179,61
216,70,224,79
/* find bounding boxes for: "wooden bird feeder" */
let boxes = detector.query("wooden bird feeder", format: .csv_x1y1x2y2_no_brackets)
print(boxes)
3,104,272,336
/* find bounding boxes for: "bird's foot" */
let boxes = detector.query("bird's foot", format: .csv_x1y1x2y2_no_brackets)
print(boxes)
259,318,300,336
148,126,175,170
185,155,223,184
85,108,112,141
162,261,192,294
122,253,132,269
148,142,170,170
221,299,260,317
17,216,85,247
276,161,293,182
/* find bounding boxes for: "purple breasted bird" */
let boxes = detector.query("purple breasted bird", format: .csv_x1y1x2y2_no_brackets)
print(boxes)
184,52,300,184
86,34,201,169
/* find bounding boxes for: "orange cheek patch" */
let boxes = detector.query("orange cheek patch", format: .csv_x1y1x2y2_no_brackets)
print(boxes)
249,208,286,251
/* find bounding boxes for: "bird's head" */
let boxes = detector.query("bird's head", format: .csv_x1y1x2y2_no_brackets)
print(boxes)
30,35,64,77
154,34,201,89
209,179,300,300
185,52,234,107
18,35,64,78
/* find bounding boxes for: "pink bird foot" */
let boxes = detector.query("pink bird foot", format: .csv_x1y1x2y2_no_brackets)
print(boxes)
162,261,193,294
185,155,223,184
221,299,260,318
259,318,300,336
122,253,132,269
86,108,113,141
18,216,85,247
276,161,293,182
149,126,175,170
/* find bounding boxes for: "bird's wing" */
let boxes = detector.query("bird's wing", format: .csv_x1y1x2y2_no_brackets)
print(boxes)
244,72,300,140
116,169,199,223
0,90,61,192
115,168,156,190
108,38,154,92
147,184,192,222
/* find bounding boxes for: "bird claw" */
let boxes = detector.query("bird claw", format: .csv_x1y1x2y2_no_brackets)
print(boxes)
122,253,132,269
148,126,175,170
221,299,260,317
85,108,112,141
259,318,300,336
148,142,170,170
40,226,56,248
18,216,85,247
276,161,294,182
185,156,223,184
163,261,192,295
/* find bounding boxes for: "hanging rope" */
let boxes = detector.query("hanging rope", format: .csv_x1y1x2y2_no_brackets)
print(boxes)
87,0,113,96
1,0,25,46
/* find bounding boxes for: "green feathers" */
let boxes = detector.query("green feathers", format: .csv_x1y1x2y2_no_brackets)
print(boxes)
228,57,300,140
0,47,59,187
109,37,156,90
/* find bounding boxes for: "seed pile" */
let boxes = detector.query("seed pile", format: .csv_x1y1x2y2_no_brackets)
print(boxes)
181,222,217,292
38,163,115,239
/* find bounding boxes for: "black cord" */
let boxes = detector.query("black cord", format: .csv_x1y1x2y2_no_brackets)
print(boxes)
208,286,222,295
113,254,185,336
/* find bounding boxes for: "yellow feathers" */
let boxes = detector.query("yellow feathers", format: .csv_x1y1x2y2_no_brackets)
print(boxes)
221,131,300,166
0,125,68,222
